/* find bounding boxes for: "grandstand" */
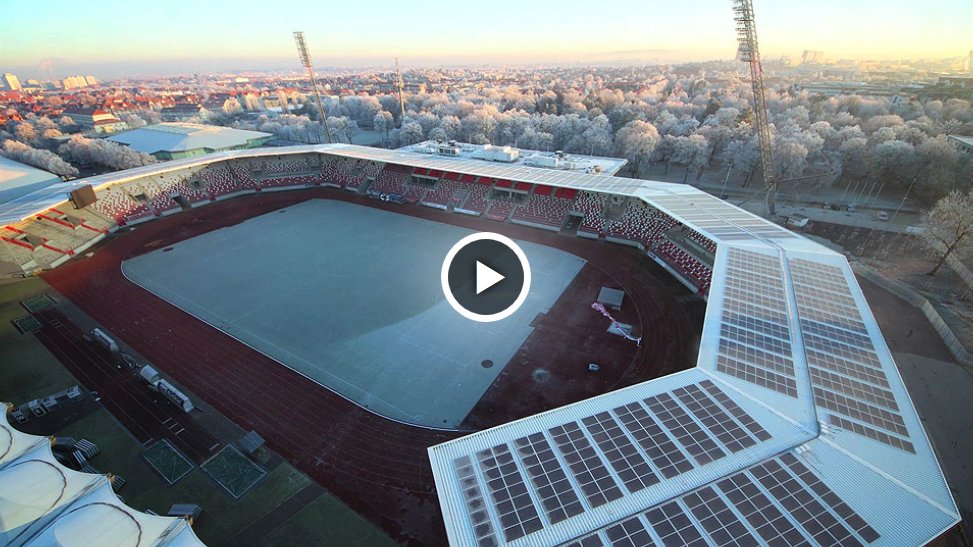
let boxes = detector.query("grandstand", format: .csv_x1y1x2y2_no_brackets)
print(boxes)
0,142,959,546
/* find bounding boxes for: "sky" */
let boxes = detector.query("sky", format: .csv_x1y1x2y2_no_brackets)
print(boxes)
0,0,970,79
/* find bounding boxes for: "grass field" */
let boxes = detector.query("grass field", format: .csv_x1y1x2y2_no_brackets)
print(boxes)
143,439,195,484
55,409,393,545
259,493,399,547
0,279,78,403
202,445,267,499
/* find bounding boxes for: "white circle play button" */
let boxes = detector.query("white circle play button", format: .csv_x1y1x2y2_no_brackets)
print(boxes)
441,232,531,322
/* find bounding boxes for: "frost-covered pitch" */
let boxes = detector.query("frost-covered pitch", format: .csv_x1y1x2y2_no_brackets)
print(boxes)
122,199,584,428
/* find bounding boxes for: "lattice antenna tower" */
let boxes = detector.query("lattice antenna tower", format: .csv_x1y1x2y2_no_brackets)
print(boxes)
294,31,333,144
732,0,777,214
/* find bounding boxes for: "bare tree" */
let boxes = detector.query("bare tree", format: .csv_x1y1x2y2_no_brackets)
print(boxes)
920,190,973,276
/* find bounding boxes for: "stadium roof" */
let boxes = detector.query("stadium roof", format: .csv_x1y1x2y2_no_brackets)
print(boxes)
0,144,961,546
0,156,63,206
106,123,272,156
0,406,205,547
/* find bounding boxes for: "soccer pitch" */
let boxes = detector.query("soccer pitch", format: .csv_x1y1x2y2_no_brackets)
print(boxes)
123,199,584,428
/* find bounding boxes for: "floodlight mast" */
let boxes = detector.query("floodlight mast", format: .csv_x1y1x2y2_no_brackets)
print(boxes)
395,57,406,126
732,0,777,214
294,31,333,144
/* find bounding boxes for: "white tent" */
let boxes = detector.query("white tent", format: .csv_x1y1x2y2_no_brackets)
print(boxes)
0,405,205,547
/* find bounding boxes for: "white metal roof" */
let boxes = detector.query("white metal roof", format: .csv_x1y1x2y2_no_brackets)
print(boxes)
106,123,272,156
0,409,205,547
0,156,63,207
0,143,961,546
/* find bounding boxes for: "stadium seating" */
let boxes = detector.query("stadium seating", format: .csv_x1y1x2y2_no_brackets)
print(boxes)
573,191,608,234
261,174,318,189
485,200,516,222
203,165,257,198
459,182,491,213
262,158,310,175
686,228,717,253
344,161,383,191
91,187,153,225
370,168,410,195
323,158,356,186
654,240,713,294
422,179,466,207
511,192,573,228
605,199,663,242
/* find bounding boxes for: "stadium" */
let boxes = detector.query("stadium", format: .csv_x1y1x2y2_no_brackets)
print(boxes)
0,141,960,546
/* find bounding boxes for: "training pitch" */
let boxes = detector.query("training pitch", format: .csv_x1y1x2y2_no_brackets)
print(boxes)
123,199,584,428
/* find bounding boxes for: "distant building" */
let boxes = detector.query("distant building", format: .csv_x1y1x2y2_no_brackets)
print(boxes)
800,50,824,65
968,50,973,73
948,135,973,156
160,103,210,122
1,73,21,91
62,75,90,89
84,75,98,86
61,108,128,134
107,122,273,160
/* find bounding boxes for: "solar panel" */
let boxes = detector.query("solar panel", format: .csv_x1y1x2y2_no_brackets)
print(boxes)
780,453,881,543
513,433,584,524
645,501,709,547
716,249,798,397
549,422,624,508
604,516,655,547
828,415,915,453
613,403,694,478
476,444,543,541
681,486,758,546
644,393,725,465
673,385,757,453
562,534,606,547
582,412,660,493
453,456,499,547
750,459,865,546
699,380,772,442
716,471,810,546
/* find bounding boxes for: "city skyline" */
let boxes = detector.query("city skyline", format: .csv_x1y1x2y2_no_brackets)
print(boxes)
1,0,970,79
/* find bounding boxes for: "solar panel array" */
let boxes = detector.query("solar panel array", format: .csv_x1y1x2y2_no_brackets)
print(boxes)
448,382,773,545
715,249,799,397
788,259,912,452
556,451,879,547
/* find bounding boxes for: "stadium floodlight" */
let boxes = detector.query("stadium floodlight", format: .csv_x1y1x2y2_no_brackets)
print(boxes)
293,31,333,144
731,0,776,214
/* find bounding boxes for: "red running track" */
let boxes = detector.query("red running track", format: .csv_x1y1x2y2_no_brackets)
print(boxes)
43,188,700,545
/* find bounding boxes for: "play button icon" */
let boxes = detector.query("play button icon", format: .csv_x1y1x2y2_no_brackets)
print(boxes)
442,232,531,322
476,261,504,295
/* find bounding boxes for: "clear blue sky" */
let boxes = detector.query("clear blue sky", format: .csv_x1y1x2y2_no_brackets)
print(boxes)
1,0,969,79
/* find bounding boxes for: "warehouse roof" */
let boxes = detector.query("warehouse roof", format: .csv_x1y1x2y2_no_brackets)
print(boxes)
107,123,271,156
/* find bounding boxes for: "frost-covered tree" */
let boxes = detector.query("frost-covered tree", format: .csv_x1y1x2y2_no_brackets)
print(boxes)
400,121,424,145
1,140,79,177
13,122,36,143
58,135,156,170
243,94,261,111
615,120,660,175
920,190,973,276
222,98,243,116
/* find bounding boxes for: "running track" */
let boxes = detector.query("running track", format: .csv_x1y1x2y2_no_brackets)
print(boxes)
42,188,699,545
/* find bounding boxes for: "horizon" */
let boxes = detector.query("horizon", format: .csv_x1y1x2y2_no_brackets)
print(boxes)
1,0,970,80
